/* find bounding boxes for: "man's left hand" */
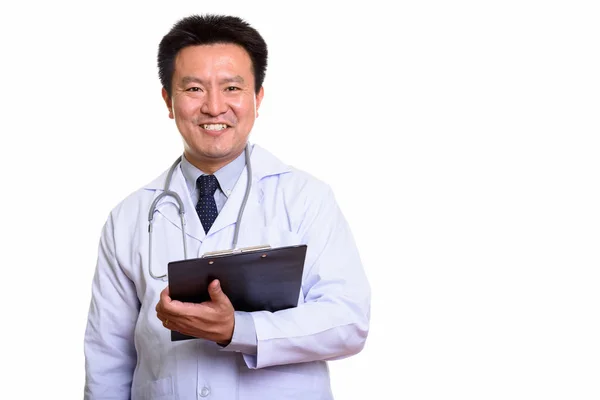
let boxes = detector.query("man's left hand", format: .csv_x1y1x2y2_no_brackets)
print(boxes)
155,279,235,345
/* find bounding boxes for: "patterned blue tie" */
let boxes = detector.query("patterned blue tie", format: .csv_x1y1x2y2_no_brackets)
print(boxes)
196,175,219,233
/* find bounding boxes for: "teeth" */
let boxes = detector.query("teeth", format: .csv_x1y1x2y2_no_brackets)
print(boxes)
202,124,227,131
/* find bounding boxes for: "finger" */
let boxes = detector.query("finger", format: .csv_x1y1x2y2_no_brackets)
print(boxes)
159,285,179,313
155,286,170,313
157,310,175,328
156,311,167,322
208,279,229,304
160,286,171,302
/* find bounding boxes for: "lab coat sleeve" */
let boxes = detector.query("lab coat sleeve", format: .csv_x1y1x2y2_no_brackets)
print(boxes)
84,213,139,399
244,186,371,369
220,311,258,354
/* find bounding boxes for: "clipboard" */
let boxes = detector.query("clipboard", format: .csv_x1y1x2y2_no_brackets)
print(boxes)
167,244,307,341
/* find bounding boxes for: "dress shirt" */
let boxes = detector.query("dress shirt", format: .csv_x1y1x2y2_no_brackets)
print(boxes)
180,149,247,211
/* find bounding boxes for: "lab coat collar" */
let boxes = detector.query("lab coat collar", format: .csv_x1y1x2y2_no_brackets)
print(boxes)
143,144,290,191
143,144,292,242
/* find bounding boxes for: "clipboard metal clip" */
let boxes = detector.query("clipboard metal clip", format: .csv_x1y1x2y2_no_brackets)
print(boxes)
202,244,271,258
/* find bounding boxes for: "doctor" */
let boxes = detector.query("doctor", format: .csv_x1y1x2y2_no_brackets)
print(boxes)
84,14,370,400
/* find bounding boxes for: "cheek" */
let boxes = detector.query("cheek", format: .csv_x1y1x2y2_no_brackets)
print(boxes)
231,99,256,121
173,100,199,121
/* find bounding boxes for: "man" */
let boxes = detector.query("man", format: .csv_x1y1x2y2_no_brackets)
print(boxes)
84,14,370,399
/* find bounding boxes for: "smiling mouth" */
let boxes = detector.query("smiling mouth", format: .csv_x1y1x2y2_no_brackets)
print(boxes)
201,123,229,131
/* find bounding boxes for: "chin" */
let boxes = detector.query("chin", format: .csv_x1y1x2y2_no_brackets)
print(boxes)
193,146,234,161
186,136,245,161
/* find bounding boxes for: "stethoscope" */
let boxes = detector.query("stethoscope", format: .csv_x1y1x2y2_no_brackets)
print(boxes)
147,143,253,281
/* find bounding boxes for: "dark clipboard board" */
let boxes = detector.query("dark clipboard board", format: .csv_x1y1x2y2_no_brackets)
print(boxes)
167,244,307,341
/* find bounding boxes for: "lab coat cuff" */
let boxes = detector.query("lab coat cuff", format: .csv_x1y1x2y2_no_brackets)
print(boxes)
219,311,257,355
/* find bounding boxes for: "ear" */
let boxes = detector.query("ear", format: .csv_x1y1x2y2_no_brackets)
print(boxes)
255,86,264,118
161,87,174,119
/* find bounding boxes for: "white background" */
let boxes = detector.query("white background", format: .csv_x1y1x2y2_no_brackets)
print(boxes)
1,1,599,399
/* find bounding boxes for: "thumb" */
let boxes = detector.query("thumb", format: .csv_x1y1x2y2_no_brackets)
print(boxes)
208,279,228,303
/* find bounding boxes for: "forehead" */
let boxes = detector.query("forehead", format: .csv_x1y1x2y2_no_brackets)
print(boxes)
173,43,254,78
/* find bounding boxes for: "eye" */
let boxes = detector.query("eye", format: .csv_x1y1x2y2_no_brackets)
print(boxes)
225,86,240,92
186,87,201,92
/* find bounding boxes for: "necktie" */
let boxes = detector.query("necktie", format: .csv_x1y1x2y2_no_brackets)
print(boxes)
196,175,219,233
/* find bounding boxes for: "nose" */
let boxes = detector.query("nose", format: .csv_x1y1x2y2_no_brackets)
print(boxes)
201,90,228,116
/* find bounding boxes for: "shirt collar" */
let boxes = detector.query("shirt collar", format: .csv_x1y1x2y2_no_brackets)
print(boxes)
180,146,249,198
143,143,292,191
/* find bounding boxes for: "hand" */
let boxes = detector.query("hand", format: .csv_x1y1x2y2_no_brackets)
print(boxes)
155,280,235,345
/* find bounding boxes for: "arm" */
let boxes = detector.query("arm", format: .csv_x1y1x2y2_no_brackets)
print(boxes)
224,186,371,368
84,213,139,399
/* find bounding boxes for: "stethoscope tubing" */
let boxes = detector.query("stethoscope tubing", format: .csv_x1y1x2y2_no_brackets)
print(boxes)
147,144,252,281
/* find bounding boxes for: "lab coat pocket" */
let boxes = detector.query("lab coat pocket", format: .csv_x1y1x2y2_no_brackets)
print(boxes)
259,226,302,248
238,365,325,399
132,376,174,400
239,226,302,247
237,217,302,250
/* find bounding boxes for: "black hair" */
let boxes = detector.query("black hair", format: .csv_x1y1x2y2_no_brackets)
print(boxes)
158,14,268,96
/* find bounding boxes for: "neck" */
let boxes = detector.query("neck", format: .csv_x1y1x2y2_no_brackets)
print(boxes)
184,148,245,175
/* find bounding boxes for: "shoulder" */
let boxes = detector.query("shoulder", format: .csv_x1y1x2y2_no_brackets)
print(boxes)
282,167,333,201
105,168,169,224
253,146,338,233
253,144,333,200
253,146,350,241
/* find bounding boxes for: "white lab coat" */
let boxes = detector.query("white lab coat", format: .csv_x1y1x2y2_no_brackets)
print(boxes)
84,145,371,400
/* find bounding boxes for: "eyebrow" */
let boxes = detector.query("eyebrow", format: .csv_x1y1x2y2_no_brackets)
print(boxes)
181,75,245,85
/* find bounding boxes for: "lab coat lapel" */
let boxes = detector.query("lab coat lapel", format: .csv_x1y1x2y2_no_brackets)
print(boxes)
207,144,291,239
